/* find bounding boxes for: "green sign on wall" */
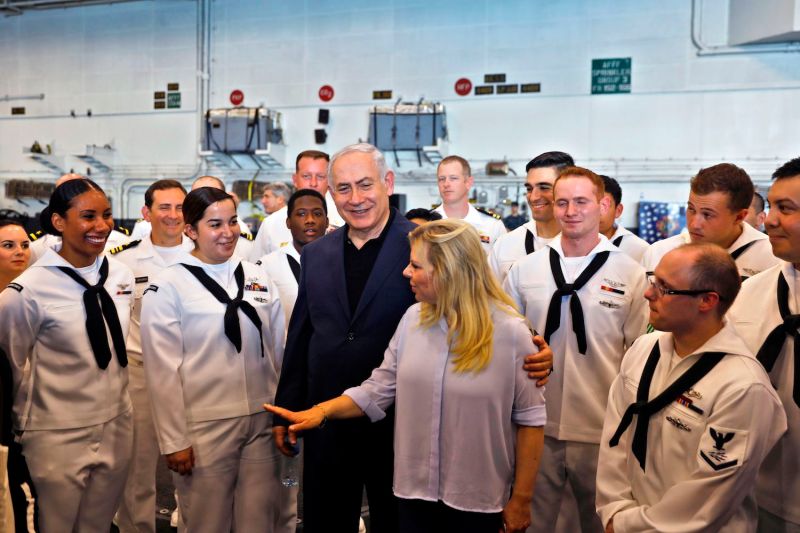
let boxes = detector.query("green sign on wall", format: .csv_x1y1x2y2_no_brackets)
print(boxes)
591,58,631,95
167,92,181,109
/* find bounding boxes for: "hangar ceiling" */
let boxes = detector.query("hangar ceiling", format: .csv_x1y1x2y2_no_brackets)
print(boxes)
0,0,147,15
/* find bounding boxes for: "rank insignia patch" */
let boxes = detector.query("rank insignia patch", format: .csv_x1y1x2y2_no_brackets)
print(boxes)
5,282,23,292
143,285,159,295
699,427,743,471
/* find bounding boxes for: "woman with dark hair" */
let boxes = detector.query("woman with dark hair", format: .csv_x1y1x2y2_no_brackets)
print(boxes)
141,186,290,532
0,179,134,531
0,219,30,288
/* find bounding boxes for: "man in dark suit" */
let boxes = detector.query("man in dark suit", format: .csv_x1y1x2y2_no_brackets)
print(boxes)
273,143,552,533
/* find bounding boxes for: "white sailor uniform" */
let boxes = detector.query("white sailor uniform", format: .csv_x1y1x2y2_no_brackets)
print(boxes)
434,203,506,252
257,245,301,330
110,235,193,533
504,235,649,532
0,248,134,532
250,192,343,261
596,324,786,532
488,220,558,284
28,228,131,265
141,253,292,533
608,225,649,263
729,262,800,530
641,222,779,279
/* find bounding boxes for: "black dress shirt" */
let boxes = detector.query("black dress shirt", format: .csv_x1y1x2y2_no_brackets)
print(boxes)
343,208,397,315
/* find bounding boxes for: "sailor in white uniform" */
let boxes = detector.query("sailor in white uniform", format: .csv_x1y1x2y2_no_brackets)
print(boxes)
599,175,649,263
598,243,786,532
489,151,572,283
0,179,134,532
250,150,344,260
257,189,329,328
111,180,193,533
433,155,505,252
141,187,291,533
504,168,649,532
728,157,800,532
641,163,779,279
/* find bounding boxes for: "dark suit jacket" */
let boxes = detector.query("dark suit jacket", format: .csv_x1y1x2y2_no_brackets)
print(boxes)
274,209,417,417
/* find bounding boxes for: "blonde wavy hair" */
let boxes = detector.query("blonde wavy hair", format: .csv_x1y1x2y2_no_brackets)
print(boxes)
409,219,522,373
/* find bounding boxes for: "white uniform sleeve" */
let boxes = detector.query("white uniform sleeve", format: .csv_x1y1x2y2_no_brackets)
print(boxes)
612,383,786,532
596,372,639,528
622,268,650,349
265,277,286,373
0,287,41,409
503,263,525,315
343,312,408,422
140,280,191,455
488,242,504,282
491,218,507,244
249,225,270,262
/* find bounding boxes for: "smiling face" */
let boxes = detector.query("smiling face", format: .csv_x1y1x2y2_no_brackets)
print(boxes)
525,166,558,223
287,195,328,249
331,151,394,239
53,189,114,267
185,199,238,264
765,176,800,264
144,187,185,246
0,224,30,279
686,191,746,248
553,175,607,240
403,241,436,304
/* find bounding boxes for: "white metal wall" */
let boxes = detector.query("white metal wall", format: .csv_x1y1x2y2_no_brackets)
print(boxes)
0,0,798,223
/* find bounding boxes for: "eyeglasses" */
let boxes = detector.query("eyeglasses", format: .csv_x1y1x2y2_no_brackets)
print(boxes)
647,274,717,298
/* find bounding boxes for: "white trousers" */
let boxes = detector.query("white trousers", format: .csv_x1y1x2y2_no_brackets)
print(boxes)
116,361,159,533
528,436,603,533
21,410,133,533
173,411,296,533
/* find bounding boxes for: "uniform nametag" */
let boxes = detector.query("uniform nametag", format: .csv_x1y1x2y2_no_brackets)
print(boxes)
5,282,23,292
135,276,149,284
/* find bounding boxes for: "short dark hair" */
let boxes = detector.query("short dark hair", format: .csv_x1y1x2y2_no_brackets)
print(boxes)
295,150,329,171
600,175,622,206
682,242,741,316
690,163,753,211
405,208,443,223
287,189,327,217
0,219,25,231
510,201,519,207
144,179,186,208
751,191,765,214
40,179,107,236
183,187,234,227
772,157,800,181
525,151,575,173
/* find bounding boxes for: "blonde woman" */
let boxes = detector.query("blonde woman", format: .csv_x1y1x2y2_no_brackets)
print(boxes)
266,219,545,533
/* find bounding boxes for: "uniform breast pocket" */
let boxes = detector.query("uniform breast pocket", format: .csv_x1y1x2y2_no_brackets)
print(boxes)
519,284,551,324
662,402,704,448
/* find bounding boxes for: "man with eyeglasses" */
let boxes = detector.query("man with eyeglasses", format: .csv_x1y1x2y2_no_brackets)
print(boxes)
641,163,779,280
504,166,648,533
490,151,572,284
729,157,800,532
250,150,344,259
597,242,786,532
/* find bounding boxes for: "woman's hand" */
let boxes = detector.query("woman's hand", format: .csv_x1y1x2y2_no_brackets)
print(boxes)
165,447,195,476
501,494,532,532
264,403,326,449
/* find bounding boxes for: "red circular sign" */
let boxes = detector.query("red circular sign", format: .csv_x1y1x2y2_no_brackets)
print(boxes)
318,85,335,102
454,78,472,96
229,89,244,106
